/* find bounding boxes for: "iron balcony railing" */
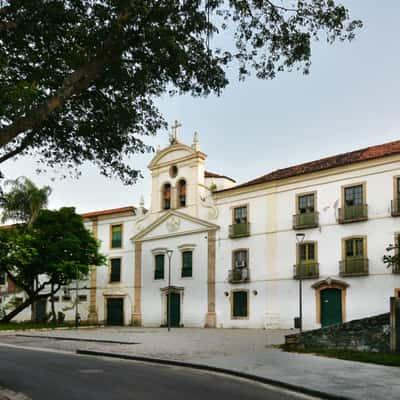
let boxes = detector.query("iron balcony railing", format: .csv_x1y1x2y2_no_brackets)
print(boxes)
229,222,251,238
293,212,319,230
228,267,250,283
391,199,400,217
339,258,369,277
338,204,368,224
293,262,319,279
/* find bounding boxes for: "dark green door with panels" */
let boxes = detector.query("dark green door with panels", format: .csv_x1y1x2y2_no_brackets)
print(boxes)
167,293,180,327
320,289,342,327
107,298,124,326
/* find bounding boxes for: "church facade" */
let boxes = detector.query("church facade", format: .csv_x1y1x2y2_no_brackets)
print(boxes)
2,133,400,330
79,134,400,330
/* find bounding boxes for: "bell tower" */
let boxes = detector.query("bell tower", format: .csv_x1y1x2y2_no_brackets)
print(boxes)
147,122,207,218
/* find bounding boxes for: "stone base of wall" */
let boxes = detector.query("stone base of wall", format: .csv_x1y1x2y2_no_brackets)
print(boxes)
285,313,390,353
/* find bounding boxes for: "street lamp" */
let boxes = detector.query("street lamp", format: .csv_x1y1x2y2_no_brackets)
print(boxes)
296,233,306,333
75,264,80,328
166,249,173,332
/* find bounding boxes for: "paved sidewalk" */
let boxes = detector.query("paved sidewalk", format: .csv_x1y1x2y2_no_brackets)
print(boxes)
1,328,399,399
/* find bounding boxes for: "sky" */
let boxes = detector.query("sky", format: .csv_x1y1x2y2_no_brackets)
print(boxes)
2,0,400,213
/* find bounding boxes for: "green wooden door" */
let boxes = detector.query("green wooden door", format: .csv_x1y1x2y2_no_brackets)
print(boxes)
36,300,47,322
107,298,124,326
321,289,342,327
167,293,180,327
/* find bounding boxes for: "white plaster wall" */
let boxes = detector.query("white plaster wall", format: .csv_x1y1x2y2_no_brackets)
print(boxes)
94,216,136,324
141,231,208,327
214,159,400,329
205,177,235,191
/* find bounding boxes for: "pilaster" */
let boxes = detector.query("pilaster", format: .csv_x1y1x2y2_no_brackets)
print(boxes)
132,241,142,326
205,229,217,327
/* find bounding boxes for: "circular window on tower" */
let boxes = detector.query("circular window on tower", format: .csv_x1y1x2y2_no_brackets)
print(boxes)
169,165,178,178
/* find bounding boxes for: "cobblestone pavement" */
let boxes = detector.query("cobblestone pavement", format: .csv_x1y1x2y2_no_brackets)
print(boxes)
0,327,290,360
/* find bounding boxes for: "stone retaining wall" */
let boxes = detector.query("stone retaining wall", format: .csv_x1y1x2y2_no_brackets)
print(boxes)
285,313,390,352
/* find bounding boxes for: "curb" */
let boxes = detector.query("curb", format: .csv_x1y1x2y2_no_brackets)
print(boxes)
15,334,138,345
76,350,353,400
0,326,101,335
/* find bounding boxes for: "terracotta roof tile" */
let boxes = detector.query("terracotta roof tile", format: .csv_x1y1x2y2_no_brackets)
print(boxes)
205,170,236,183
219,140,400,192
81,206,136,219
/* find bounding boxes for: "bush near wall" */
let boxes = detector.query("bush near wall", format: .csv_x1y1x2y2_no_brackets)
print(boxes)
285,313,390,353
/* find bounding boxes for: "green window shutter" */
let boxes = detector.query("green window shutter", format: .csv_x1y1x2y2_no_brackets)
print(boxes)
0,272,5,285
111,225,122,248
110,258,121,282
155,254,165,280
233,291,248,317
182,251,192,277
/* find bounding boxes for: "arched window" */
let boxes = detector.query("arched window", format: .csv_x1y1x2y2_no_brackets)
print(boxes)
163,183,171,210
178,180,186,207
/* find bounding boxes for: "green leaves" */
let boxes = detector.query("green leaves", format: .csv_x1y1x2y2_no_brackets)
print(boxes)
0,176,51,226
0,1,362,183
0,206,105,295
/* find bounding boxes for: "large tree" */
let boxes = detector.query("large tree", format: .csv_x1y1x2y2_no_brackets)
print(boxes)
0,207,105,323
0,1,361,183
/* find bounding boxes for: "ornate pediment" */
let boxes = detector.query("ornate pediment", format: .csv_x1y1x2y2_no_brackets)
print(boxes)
132,210,219,242
148,143,206,170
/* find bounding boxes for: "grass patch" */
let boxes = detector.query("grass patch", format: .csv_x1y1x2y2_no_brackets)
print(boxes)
281,345,400,367
0,322,97,331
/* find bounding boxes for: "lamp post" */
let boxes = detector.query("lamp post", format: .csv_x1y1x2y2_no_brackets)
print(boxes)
75,263,80,328
166,249,173,332
296,233,306,333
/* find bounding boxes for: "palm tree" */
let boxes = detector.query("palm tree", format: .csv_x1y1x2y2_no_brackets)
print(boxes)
0,177,52,227
0,177,52,322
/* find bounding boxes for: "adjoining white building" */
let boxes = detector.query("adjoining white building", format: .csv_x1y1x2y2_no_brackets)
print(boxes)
2,133,400,329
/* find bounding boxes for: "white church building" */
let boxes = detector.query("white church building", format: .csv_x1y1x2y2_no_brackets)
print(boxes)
2,130,400,330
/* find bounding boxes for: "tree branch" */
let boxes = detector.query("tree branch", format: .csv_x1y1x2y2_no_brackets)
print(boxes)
0,4,155,157
0,131,34,163
265,1,298,13
0,20,17,31
0,38,122,148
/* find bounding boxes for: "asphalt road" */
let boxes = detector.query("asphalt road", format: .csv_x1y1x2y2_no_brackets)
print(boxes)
0,346,315,400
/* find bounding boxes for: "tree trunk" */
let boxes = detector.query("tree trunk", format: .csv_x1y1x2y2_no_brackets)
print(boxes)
0,293,49,324
50,284,57,325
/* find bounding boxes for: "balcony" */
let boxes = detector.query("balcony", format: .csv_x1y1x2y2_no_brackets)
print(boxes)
228,268,250,283
338,204,368,224
391,199,400,217
339,258,369,277
293,212,319,230
229,223,250,238
293,262,319,279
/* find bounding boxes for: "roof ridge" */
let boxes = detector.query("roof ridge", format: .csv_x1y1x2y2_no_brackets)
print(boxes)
219,139,400,192
81,206,136,218
205,170,236,183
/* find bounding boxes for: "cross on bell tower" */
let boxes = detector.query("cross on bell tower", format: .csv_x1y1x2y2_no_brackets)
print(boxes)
169,120,182,144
